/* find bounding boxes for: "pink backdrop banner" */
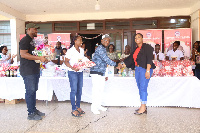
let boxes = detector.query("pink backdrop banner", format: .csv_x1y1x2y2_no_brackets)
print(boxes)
19,34,44,40
48,33,71,49
136,30,162,50
164,28,192,57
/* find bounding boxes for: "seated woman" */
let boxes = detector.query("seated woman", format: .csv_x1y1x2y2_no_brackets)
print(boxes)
120,45,131,62
153,44,165,61
107,44,119,74
107,44,119,62
0,46,17,64
191,41,200,79
166,41,184,61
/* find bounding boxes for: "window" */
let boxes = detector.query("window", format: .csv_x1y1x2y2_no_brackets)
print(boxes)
54,22,77,31
37,23,52,36
159,18,190,29
106,21,130,30
80,22,103,30
0,21,11,52
132,20,157,30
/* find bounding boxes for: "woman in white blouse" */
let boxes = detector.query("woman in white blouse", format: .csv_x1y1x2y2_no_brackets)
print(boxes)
0,46,17,64
64,36,85,117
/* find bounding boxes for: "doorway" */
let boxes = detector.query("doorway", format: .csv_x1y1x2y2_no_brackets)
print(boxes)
80,34,102,58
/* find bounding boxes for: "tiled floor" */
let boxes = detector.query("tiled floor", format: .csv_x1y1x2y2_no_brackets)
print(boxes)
0,101,200,133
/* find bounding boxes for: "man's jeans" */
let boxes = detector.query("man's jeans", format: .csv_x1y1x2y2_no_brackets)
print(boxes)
23,74,40,115
68,71,83,111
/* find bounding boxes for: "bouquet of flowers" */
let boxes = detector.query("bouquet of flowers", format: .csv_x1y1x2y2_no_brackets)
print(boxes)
31,38,54,63
73,57,96,69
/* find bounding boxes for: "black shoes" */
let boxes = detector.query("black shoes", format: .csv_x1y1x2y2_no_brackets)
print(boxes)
135,107,147,112
35,109,45,116
27,110,45,120
27,112,42,120
134,109,147,115
134,107,147,115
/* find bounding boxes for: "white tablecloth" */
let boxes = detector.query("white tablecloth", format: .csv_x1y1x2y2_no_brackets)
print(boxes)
0,76,200,108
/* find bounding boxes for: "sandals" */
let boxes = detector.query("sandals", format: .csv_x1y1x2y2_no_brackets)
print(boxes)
76,108,85,114
71,110,82,117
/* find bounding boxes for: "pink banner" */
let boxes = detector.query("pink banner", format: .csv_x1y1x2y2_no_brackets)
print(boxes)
48,33,71,49
164,28,192,57
19,34,44,40
136,30,162,50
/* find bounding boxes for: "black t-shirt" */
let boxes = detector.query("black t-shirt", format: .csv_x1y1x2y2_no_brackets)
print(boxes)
19,34,40,77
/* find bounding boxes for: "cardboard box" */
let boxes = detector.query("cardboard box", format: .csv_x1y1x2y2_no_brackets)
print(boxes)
5,99,23,104
0,98,4,103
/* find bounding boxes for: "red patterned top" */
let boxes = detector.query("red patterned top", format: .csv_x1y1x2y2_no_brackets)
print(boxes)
133,46,142,66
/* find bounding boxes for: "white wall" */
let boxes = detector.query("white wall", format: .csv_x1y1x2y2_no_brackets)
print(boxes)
0,2,25,20
0,15,10,20
26,8,191,21
10,19,17,64
10,18,25,62
190,1,200,43
199,11,200,40
191,10,199,44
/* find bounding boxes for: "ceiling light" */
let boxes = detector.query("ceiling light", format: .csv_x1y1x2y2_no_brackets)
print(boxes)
95,0,100,10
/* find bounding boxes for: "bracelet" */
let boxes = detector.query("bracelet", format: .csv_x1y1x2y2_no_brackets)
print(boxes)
146,71,150,73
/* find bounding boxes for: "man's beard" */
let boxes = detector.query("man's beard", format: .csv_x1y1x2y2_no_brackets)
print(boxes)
32,32,37,37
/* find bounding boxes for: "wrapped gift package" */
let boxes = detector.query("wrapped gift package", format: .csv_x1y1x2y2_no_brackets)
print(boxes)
153,59,195,77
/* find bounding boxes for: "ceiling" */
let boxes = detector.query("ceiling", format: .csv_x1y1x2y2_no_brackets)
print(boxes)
0,0,199,15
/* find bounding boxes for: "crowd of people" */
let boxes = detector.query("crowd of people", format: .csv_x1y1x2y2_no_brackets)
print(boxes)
1,23,199,120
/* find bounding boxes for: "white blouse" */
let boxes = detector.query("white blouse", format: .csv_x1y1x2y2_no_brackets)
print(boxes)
153,51,165,61
0,53,11,64
166,50,184,60
65,46,84,72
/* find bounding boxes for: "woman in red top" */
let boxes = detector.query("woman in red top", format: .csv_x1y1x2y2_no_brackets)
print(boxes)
118,33,155,115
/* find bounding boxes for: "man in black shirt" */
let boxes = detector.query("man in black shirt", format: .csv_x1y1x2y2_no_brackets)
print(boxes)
19,23,48,120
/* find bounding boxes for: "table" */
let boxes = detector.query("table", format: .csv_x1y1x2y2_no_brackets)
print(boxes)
0,76,200,108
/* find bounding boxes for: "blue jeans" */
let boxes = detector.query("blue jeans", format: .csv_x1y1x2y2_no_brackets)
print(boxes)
22,74,40,115
135,67,153,104
68,71,83,111
195,68,200,80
